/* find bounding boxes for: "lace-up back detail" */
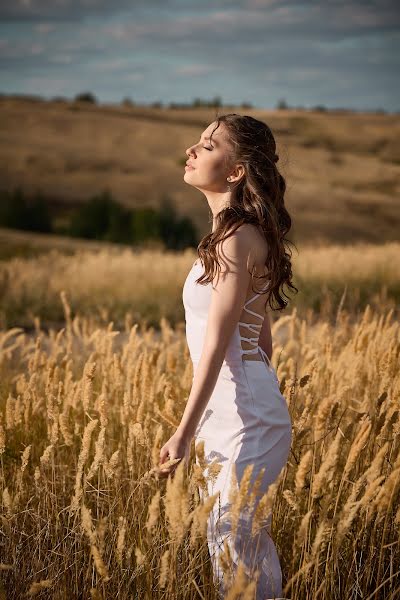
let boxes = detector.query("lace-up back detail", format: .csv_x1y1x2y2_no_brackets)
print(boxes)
183,258,273,370
238,281,271,367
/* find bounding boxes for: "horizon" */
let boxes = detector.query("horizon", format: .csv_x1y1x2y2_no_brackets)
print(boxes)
1,92,398,115
0,1,398,113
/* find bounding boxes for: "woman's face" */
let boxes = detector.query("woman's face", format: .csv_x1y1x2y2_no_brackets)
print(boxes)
184,121,235,192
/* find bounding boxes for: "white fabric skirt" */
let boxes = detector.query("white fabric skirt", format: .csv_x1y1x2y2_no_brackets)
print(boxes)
194,359,292,599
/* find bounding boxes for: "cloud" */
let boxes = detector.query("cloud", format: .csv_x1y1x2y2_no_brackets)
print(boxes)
0,1,398,110
0,0,140,22
34,23,56,34
174,64,220,77
0,0,398,32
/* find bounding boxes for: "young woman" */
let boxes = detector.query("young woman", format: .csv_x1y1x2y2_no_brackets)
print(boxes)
159,113,297,599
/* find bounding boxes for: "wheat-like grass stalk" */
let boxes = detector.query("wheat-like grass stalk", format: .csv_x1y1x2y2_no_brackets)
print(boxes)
159,549,170,588
116,516,127,566
70,418,98,512
145,489,161,534
27,579,53,596
164,459,191,544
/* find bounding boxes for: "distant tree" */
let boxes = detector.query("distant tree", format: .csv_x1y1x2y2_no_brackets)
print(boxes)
313,104,327,112
192,97,204,108
0,187,52,233
68,190,113,240
28,190,53,232
0,188,26,229
211,95,222,108
67,190,198,248
74,92,97,104
158,195,197,250
276,98,289,110
240,101,253,109
131,207,161,243
158,195,178,248
105,200,132,244
168,101,189,109
172,216,197,250
121,97,136,107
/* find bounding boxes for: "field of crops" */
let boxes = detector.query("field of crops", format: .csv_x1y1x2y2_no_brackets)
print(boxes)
0,240,399,330
0,241,399,598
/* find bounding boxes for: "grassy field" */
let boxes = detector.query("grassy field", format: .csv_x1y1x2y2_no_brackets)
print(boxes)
0,298,399,598
1,97,400,245
0,228,399,330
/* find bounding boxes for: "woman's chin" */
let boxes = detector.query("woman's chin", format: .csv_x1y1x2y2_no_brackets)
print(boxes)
183,171,196,184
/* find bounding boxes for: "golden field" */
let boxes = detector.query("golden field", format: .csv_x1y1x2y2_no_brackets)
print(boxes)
0,296,399,598
1,97,400,245
0,237,399,598
0,229,400,329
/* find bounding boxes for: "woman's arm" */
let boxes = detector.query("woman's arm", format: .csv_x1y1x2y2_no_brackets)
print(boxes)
176,226,252,441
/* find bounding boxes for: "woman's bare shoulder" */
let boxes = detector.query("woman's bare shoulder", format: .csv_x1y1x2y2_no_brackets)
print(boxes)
234,223,268,275
237,223,268,253
215,223,267,269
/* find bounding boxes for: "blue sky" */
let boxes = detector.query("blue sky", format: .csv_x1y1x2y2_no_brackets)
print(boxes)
0,0,399,111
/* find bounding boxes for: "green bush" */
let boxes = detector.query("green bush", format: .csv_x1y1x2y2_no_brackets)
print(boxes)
68,190,131,243
0,186,198,252
74,92,97,104
0,187,52,233
67,191,197,249
131,207,161,243
158,195,197,250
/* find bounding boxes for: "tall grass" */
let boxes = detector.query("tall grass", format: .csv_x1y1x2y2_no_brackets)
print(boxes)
0,298,399,598
0,242,399,328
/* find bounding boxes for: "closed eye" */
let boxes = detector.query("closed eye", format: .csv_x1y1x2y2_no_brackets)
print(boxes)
203,145,213,151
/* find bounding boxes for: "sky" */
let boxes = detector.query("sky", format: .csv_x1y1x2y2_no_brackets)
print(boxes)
0,0,399,112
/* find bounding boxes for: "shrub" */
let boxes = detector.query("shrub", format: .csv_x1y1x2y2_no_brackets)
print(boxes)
74,92,97,104
0,187,52,233
158,195,197,250
68,190,131,242
131,207,161,243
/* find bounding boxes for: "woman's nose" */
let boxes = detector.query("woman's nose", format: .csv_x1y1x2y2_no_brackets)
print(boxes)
186,145,196,157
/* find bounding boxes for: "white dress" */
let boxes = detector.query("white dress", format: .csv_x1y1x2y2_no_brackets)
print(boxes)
182,259,292,599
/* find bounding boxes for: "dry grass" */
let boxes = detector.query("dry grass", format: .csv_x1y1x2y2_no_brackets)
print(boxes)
0,300,399,598
0,234,399,597
0,239,399,328
1,97,400,245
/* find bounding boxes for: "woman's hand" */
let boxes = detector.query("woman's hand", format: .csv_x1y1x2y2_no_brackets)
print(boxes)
158,430,192,478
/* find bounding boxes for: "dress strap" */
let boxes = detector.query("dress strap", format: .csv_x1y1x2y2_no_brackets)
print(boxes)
239,284,271,364
243,285,269,319
258,345,272,368
238,321,262,334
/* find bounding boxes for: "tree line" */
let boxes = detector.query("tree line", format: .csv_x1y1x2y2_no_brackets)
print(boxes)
0,188,198,250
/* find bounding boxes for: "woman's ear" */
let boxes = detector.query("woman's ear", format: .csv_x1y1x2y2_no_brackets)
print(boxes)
231,163,245,183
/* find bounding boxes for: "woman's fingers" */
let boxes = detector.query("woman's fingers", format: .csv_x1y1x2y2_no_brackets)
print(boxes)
159,445,169,464
157,456,182,478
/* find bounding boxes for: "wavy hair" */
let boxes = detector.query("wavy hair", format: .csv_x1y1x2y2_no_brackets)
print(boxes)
194,113,298,311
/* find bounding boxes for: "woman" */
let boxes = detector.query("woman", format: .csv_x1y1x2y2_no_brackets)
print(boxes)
159,113,296,599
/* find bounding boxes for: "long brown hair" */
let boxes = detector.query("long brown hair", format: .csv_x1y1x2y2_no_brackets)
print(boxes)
195,113,297,312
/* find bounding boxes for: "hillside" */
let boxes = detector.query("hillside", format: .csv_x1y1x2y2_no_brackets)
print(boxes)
0,96,399,244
